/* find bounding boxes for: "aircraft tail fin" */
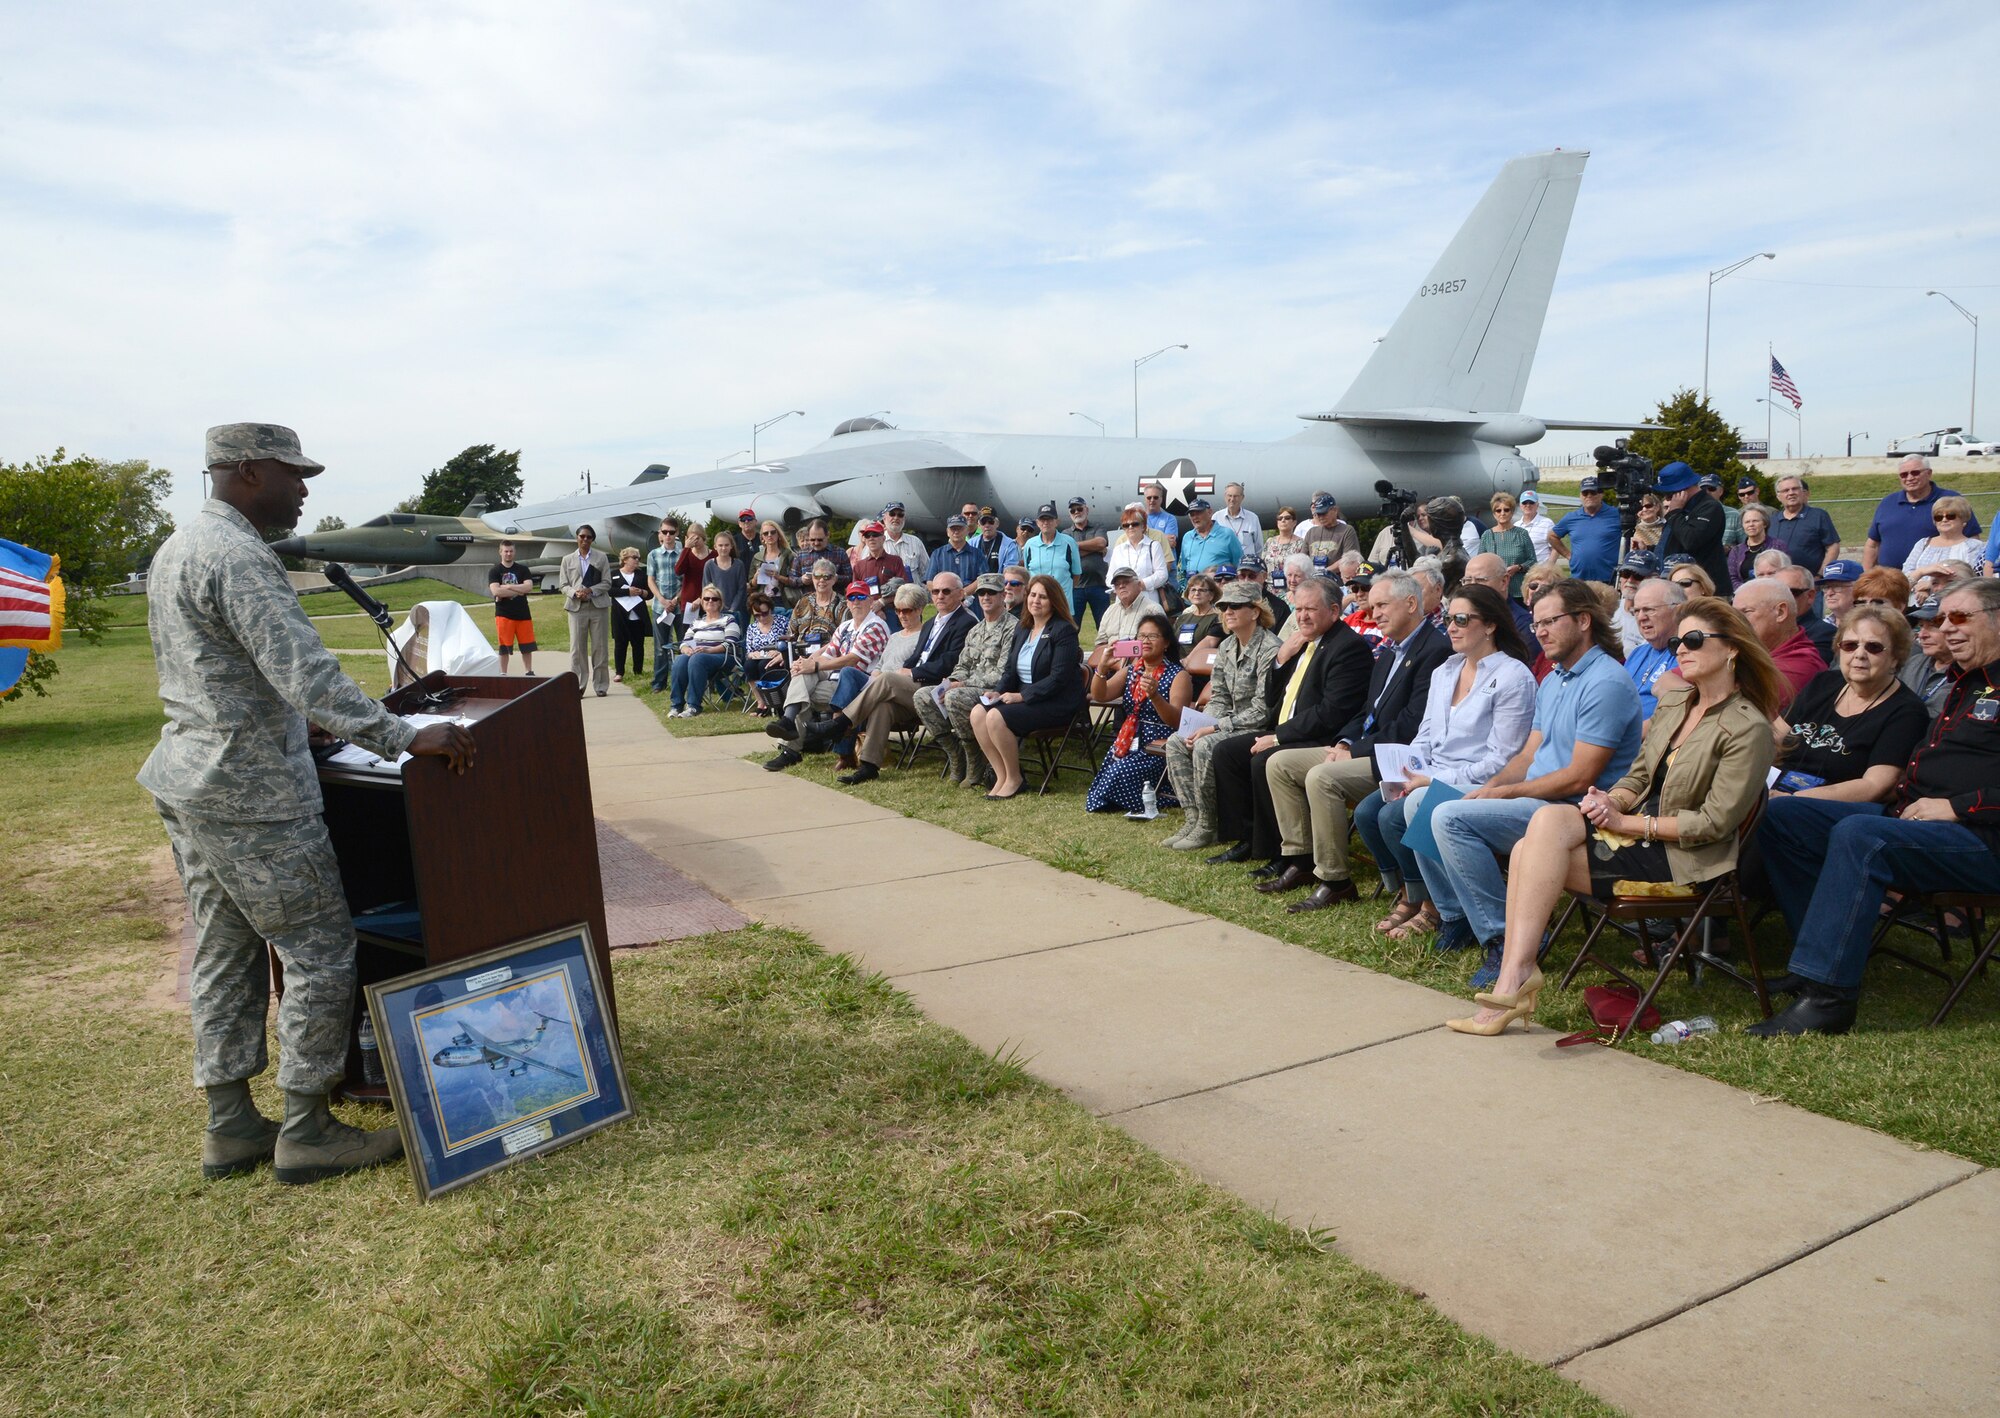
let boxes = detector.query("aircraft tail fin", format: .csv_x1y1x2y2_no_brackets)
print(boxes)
1332,149,1586,417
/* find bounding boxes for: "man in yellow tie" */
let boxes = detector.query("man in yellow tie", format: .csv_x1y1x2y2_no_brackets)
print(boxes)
1206,576,1374,866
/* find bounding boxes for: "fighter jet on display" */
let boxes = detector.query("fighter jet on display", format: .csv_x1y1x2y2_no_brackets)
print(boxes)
278,149,1643,564
430,1011,582,1081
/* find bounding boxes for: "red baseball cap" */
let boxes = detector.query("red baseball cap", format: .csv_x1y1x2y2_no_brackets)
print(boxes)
737,508,757,519
845,580,871,598
859,520,885,536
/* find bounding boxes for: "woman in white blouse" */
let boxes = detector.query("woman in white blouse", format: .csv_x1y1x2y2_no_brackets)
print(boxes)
1353,583,1538,940
1105,502,1171,592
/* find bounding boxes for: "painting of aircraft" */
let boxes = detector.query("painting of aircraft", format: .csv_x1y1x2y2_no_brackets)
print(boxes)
430,1010,582,1081
413,972,596,1153
277,149,1643,566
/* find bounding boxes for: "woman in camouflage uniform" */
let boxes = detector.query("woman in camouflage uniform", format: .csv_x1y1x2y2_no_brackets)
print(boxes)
916,572,1020,786
1163,579,1280,850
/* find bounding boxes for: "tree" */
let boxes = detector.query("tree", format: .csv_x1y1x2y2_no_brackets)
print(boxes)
1625,389,1764,499
313,514,348,533
414,445,523,517
0,449,175,697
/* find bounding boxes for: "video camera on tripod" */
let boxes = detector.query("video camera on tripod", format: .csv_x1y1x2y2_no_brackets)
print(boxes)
1591,440,1655,547
1374,479,1426,569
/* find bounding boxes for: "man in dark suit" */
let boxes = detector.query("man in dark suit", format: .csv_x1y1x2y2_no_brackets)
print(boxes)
1207,575,1373,867
811,572,980,784
1254,570,1451,905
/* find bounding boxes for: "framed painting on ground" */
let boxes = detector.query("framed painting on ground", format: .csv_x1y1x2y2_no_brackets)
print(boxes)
365,923,632,1200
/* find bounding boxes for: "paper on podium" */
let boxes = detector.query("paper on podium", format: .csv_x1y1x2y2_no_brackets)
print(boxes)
1174,707,1218,740
322,713,475,772
1401,778,1463,862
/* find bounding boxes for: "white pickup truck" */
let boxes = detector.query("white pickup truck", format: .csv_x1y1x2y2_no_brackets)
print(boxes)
1887,428,2000,458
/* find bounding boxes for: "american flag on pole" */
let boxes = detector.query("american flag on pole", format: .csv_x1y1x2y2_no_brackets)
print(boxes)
1770,355,1802,410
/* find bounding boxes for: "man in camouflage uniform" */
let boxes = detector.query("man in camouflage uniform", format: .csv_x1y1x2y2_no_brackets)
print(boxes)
916,572,1019,785
140,424,475,1185
1164,579,1280,850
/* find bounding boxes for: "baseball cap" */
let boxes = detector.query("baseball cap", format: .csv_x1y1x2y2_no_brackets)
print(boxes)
1699,473,1723,491
205,422,324,475
1109,565,1139,582
738,508,757,519
1578,477,1602,494
1737,475,1760,491
1818,559,1863,584
1663,553,1696,569
1188,497,1213,513
882,501,905,514
1037,501,1059,518
1212,563,1237,580
1218,580,1263,607
1910,596,1943,622
844,580,870,598
1238,551,1265,571
1519,490,1539,504
1652,462,1698,495
1067,495,1087,508
1018,518,1036,532
946,514,968,528
972,572,1003,593
1617,549,1662,578
859,520,885,536
1310,493,1337,514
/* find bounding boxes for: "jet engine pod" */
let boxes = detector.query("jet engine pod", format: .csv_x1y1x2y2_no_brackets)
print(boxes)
1488,455,1536,500
745,493,827,533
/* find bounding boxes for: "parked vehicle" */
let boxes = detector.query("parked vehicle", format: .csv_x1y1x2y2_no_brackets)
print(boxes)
1887,427,2000,458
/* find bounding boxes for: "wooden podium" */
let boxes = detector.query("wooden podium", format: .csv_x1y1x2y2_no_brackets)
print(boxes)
312,671,611,1098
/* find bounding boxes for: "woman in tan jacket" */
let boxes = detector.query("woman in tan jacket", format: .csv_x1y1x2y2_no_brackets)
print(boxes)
1448,596,1784,1035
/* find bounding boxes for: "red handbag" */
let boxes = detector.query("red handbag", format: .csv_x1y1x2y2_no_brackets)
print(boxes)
1556,984,1664,1047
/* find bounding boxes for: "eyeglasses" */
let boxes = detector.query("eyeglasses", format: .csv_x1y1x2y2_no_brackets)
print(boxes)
1530,612,1580,632
700,595,720,603
1899,469,1929,479
1671,576,1699,588
1121,521,1143,529
975,588,1001,597
1668,629,1728,652
1445,612,1485,627
1003,580,1026,589
1857,597,1896,608
577,532,595,540
928,586,952,596
1934,513,1963,522
846,594,869,602
812,572,833,579
1838,638,1889,655
1941,608,1996,626
980,517,998,525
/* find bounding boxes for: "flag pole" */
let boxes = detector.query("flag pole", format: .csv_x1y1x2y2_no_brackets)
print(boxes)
1766,343,1773,450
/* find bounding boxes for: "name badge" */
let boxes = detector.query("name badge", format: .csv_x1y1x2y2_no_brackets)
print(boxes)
1179,629,1195,644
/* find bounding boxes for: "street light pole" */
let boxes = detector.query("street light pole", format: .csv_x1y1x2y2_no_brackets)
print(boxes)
1758,398,1800,458
1846,432,1869,457
714,449,749,468
1928,291,1979,435
1068,411,1105,435
752,409,805,463
1132,344,1187,437
1704,252,1776,404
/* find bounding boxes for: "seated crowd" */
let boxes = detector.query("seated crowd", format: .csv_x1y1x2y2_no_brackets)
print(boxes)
656,461,2000,1039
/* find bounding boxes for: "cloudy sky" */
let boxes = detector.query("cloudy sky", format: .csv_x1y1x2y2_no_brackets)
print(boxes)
3,1,1996,529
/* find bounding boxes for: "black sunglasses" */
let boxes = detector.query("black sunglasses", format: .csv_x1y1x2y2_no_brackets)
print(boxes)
1445,611,1485,627
1668,629,1729,652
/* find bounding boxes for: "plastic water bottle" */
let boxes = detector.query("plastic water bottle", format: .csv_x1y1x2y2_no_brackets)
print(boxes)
357,1014,385,1086
1128,781,1159,821
1650,1016,1718,1046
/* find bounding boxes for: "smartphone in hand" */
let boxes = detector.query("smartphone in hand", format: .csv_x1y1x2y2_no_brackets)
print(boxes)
1112,639,1141,660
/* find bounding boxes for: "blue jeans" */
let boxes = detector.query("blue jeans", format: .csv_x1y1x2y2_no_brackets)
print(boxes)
650,616,678,691
1757,795,2000,991
1075,584,1111,637
1355,789,1430,901
1428,797,1548,943
669,651,727,711
828,667,872,756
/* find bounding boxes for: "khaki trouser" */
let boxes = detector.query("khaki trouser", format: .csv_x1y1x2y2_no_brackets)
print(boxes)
567,605,610,693
1265,748,1379,883
847,673,922,766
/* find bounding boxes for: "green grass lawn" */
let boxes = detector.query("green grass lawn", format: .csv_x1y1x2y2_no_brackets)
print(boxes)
0,622,1616,1414
691,713,2000,1167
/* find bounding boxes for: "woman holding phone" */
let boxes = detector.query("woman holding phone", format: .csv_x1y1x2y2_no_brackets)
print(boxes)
1085,612,1194,813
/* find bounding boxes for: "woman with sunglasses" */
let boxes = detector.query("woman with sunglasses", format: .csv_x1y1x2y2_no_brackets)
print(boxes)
753,521,798,608
1849,567,1911,616
1900,495,1987,579
667,587,742,718
1085,612,1193,813
1900,599,1957,718
1668,564,1715,597
1356,584,1539,939
702,529,750,629
1770,608,1928,801
742,591,793,716
1106,504,1171,592
968,574,1085,800
1447,597,1782,1036
1264,507,1304,590
1478,493,1534,602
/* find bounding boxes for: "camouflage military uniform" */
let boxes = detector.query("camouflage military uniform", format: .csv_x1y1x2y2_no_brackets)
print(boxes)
1164,624,1280,831
916,610,1019,748
139,499,416,1094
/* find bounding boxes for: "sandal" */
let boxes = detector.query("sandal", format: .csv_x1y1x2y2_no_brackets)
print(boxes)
1384,903,1441,942
1374,896,1421,935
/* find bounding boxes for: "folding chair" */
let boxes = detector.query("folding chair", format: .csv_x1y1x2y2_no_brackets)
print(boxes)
1546,794,1772,1043
896,720,942,771
1024,703,1103,796
1867,892,2000,1026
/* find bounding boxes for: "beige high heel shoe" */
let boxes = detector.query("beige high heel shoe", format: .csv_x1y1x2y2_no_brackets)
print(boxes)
1444,1001,1535,1036
1474,967,1544,1010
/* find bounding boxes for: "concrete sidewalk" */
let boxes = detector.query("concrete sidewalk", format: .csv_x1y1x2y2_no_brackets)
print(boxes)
580,688,1997,1417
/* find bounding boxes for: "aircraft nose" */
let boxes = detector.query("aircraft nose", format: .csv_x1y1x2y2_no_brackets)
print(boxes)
270,537,307,557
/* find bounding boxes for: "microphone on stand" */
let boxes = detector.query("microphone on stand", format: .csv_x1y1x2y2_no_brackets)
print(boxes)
321,562,448,708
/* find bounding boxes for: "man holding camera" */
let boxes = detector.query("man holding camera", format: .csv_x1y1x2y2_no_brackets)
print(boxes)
1654,461,1731,595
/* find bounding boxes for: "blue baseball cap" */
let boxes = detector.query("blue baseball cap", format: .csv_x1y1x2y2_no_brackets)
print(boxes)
1310,493,1337,514
946,514,967,529
1818,559,1863,585
1238,551,1265,571
1211,563,1237,580
1910,596,1943,622
1737,475,1760,491
1617,549,1662,578
1699,473,1722,491
1652,461,1698,494
1188,497,1213,513
882,501,905,514
1578,477,1602,494
1663,553,1696,568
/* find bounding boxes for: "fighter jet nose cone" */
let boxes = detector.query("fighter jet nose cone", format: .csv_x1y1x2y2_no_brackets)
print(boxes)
270,537,306,557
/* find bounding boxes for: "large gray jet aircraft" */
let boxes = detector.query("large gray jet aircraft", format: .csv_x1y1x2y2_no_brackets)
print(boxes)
286,149,1638,564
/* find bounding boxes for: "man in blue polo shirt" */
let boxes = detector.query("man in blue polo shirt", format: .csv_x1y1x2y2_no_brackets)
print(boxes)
926,515,986,585
1424,580,1645,987
1766,472,1841,574
1626,576,1684,725
1022,501,1083,612
1867,455,1979,570
1177,497,1243,587
1549,477,1622,582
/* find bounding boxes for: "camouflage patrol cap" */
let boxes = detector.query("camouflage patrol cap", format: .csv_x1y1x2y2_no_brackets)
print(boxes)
1218,580,1264,607
972,572,1004,593
205,423,324,475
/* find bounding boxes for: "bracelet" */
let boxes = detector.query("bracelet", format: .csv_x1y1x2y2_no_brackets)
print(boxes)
1644,815,1656,843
